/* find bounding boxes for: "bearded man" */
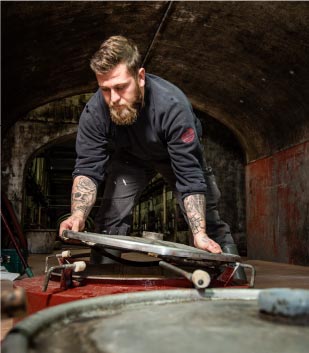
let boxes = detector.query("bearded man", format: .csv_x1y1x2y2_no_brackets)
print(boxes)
59,35,245,275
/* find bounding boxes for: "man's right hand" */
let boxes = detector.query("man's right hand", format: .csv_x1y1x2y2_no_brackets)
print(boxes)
59,215,85,239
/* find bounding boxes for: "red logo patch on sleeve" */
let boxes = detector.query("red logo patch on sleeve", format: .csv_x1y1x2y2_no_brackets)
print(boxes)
181,128,195,143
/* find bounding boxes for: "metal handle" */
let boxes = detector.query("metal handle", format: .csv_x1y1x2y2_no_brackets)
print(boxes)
42,261,86,292
159,260,211,289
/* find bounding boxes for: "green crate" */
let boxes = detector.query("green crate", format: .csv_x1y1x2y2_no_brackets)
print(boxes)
1,248,28,274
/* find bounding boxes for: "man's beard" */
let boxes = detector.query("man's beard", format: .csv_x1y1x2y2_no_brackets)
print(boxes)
109,86,143,126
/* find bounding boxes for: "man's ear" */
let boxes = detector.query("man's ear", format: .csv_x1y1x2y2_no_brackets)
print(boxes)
138,68,146,88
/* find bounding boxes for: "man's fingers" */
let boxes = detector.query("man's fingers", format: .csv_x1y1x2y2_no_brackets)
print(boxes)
59,217,84,239
204,240,222,254
59,221,71,238
200,239,222,253
72,219,81,232
194,235,222,254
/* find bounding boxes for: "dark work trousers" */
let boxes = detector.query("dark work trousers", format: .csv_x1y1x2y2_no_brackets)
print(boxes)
93,153,235,247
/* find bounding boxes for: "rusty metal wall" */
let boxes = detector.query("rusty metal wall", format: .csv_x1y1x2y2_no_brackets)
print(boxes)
246,141,309,265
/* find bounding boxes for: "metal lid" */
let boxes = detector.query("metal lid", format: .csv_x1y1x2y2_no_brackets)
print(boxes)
63,230,240,263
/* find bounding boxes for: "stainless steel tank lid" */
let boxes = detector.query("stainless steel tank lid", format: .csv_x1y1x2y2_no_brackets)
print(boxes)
3,288,309,353
63,230,240,262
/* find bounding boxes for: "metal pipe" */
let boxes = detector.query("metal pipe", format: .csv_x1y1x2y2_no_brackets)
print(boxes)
142,1,174,67
238,263,256,288
159,260,211,289
42,264,76,292
159,260,192,281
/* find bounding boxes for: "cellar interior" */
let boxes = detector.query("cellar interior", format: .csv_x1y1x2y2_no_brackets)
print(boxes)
1,1,309,348
2,1,308,265
17,102,245,253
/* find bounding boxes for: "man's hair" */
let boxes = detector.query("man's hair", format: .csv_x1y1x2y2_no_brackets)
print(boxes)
90,35,141,77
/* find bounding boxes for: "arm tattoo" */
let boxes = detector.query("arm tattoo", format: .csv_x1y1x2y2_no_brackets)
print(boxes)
183,194,206,236
71,176,97,218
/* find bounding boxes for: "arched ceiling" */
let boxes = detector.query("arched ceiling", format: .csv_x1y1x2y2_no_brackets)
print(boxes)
2,1,309,161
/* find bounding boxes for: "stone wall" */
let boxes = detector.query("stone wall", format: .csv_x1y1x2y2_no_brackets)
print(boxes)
199,112,246,250
1,94,91,221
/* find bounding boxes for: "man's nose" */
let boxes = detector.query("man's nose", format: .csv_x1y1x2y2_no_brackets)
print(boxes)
111,89,120,104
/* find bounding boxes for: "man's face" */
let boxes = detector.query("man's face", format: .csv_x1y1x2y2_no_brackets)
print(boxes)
96,63,145,125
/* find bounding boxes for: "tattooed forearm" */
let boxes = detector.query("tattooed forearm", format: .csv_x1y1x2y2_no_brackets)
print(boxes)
71,176,97,218
183,194,206,236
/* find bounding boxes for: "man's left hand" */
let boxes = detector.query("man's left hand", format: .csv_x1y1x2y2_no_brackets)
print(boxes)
194,233,222,253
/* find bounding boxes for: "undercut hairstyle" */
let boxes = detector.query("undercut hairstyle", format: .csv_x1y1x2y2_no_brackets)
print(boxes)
90,35,141,77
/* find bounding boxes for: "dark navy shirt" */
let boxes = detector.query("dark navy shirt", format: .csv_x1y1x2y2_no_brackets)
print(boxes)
73,74,206,197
